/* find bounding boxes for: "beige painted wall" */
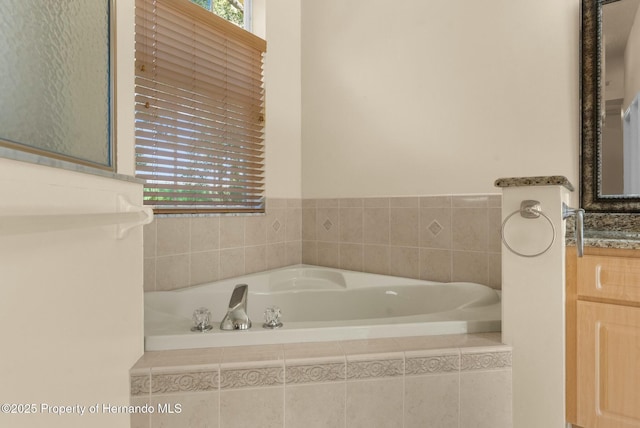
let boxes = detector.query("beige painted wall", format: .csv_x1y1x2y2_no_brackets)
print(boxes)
260,0,303,199
0,2,142,427
0,162,143,428
301,0,580,200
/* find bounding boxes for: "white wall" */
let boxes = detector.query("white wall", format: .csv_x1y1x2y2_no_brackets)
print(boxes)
301,0,580,200
0,1,143,427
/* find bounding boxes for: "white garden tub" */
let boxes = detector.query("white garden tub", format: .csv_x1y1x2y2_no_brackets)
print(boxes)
144,265,501,351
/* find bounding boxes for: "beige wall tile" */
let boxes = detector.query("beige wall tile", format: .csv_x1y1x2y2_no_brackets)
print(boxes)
390,207,419,246
302,199,317,208
390,196,419,208
488,207,502,252
340,207,363,243
459,369,513,428
363,207,390,245
317,198,340,208
419,249,452,283
364,197,389,208
151,392,219,428
267,243,286,270
285,241,302,266
219,248,245,279
157,217,190,256
220,387,284,428
317,242,340,268
488,252,502,289
156,254,190,291
488,194,502,208
346,378,403,428
285,208,302,241
451,251,488,285
389,246,419,279
420,195,452,208
285,382,346,428
244,245,267,275
363,244,389,275
405,373,459,428
451,208,488,251
220,216,244,249
302,241,318,265
244,215,267,246
190,250,220,285
340,198,364,207
302,208,317,241
340,243,363,272
130,397,151,428
190,217,220,252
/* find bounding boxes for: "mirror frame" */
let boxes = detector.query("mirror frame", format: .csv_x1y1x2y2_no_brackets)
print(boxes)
581,0,640,212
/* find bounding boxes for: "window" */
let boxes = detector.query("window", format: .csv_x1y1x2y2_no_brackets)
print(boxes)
135,0,266,214
189,0,251,31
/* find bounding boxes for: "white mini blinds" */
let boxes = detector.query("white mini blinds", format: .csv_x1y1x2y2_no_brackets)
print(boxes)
135,0,266,213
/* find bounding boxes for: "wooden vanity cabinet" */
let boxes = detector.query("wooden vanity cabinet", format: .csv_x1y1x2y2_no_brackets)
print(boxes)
566,247,640,428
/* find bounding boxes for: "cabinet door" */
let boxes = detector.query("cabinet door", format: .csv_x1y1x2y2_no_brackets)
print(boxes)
577,255,640,304
577,301,640,428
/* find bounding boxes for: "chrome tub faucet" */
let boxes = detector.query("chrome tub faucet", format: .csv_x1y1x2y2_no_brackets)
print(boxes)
220,284,252,330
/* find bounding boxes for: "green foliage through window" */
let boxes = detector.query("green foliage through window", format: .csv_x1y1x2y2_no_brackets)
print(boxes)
190,0,244,28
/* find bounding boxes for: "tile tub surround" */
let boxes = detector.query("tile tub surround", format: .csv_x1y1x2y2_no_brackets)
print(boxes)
143,198,303,291
302,195,502,288
144,194,503,291
130,333,513,428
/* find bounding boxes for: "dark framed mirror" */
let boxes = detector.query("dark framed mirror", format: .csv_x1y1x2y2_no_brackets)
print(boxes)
0,1,114,172
581,0,640,212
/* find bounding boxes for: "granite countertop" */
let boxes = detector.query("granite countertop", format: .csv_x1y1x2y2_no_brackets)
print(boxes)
566,213,640,250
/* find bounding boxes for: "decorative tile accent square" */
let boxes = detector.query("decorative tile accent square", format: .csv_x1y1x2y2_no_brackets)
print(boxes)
323,219,333,231
271,219,281,232
428,219,444,236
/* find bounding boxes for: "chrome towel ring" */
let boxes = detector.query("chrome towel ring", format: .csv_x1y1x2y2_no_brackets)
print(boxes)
501,200,556,258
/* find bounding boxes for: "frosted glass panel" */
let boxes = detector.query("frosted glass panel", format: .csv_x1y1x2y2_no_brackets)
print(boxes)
0,1,112,168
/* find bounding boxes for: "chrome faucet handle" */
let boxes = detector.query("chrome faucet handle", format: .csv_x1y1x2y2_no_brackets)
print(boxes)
562,203,584,257
263,306,283,329
191,307,213,332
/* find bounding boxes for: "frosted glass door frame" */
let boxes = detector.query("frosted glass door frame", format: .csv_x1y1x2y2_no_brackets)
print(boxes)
0,0,114,172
